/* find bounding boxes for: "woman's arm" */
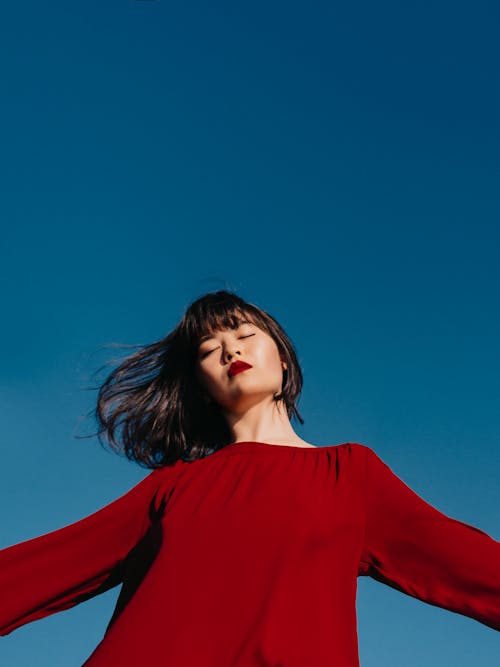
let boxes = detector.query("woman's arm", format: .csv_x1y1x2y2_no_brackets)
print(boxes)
0,467,170,636
359,446,500,631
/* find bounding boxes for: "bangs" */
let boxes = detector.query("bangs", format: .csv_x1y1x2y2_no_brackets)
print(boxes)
196,308,262,344
181,296,266,349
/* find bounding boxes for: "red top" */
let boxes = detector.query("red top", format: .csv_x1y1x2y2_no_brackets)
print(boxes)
1,442,499,666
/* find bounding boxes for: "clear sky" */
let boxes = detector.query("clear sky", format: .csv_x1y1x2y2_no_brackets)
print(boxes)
0,1,499,665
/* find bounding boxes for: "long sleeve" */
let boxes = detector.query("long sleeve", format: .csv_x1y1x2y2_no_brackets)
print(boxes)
359,446,500,631
0,467,169,636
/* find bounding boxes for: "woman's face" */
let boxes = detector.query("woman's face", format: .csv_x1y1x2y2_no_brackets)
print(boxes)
194,320,287,413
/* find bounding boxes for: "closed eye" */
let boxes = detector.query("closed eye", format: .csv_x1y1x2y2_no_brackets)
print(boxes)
199,333,255,359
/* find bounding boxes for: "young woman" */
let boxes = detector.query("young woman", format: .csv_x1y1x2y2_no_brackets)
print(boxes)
0,290,498,666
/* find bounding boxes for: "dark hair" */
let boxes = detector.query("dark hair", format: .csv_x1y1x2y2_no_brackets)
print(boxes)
91,290,304,468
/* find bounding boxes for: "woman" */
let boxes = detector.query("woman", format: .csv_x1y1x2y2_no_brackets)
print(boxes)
0,290,498,666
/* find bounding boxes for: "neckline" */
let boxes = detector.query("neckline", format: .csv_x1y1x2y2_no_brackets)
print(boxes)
210,441,349,457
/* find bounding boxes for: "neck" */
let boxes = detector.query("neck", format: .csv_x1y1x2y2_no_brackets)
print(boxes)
223,396,305,446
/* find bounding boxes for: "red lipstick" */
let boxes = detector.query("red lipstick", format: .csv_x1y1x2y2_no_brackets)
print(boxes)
228,361,253,377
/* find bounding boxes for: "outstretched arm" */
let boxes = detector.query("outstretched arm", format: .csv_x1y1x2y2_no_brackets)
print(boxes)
0,467,169,636
359,446,500,631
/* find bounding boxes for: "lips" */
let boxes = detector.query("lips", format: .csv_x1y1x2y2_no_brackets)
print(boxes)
228,361,253,377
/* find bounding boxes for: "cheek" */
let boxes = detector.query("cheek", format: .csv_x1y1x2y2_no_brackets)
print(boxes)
197,361,220,387
258,344,282,372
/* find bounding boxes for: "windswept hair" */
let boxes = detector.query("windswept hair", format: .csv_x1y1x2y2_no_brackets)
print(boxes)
91,290,304,468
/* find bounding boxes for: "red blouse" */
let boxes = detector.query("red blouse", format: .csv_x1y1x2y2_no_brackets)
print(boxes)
1,442,498,666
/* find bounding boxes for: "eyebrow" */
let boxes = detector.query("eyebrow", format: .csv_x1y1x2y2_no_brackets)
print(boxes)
198,320,253,344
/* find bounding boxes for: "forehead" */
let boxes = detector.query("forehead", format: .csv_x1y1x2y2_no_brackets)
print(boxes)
198,319,256,343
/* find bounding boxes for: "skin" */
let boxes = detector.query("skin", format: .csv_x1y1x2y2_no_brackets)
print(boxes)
194,320,316,448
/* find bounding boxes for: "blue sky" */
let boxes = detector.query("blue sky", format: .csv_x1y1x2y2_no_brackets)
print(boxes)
0,1,499,665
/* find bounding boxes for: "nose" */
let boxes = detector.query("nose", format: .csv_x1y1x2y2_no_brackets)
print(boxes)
224,346,241,363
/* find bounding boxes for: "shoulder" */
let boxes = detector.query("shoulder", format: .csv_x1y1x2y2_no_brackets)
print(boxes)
129,458,184,496
338,441,378,460
336,442,386,479
326,442,379,483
